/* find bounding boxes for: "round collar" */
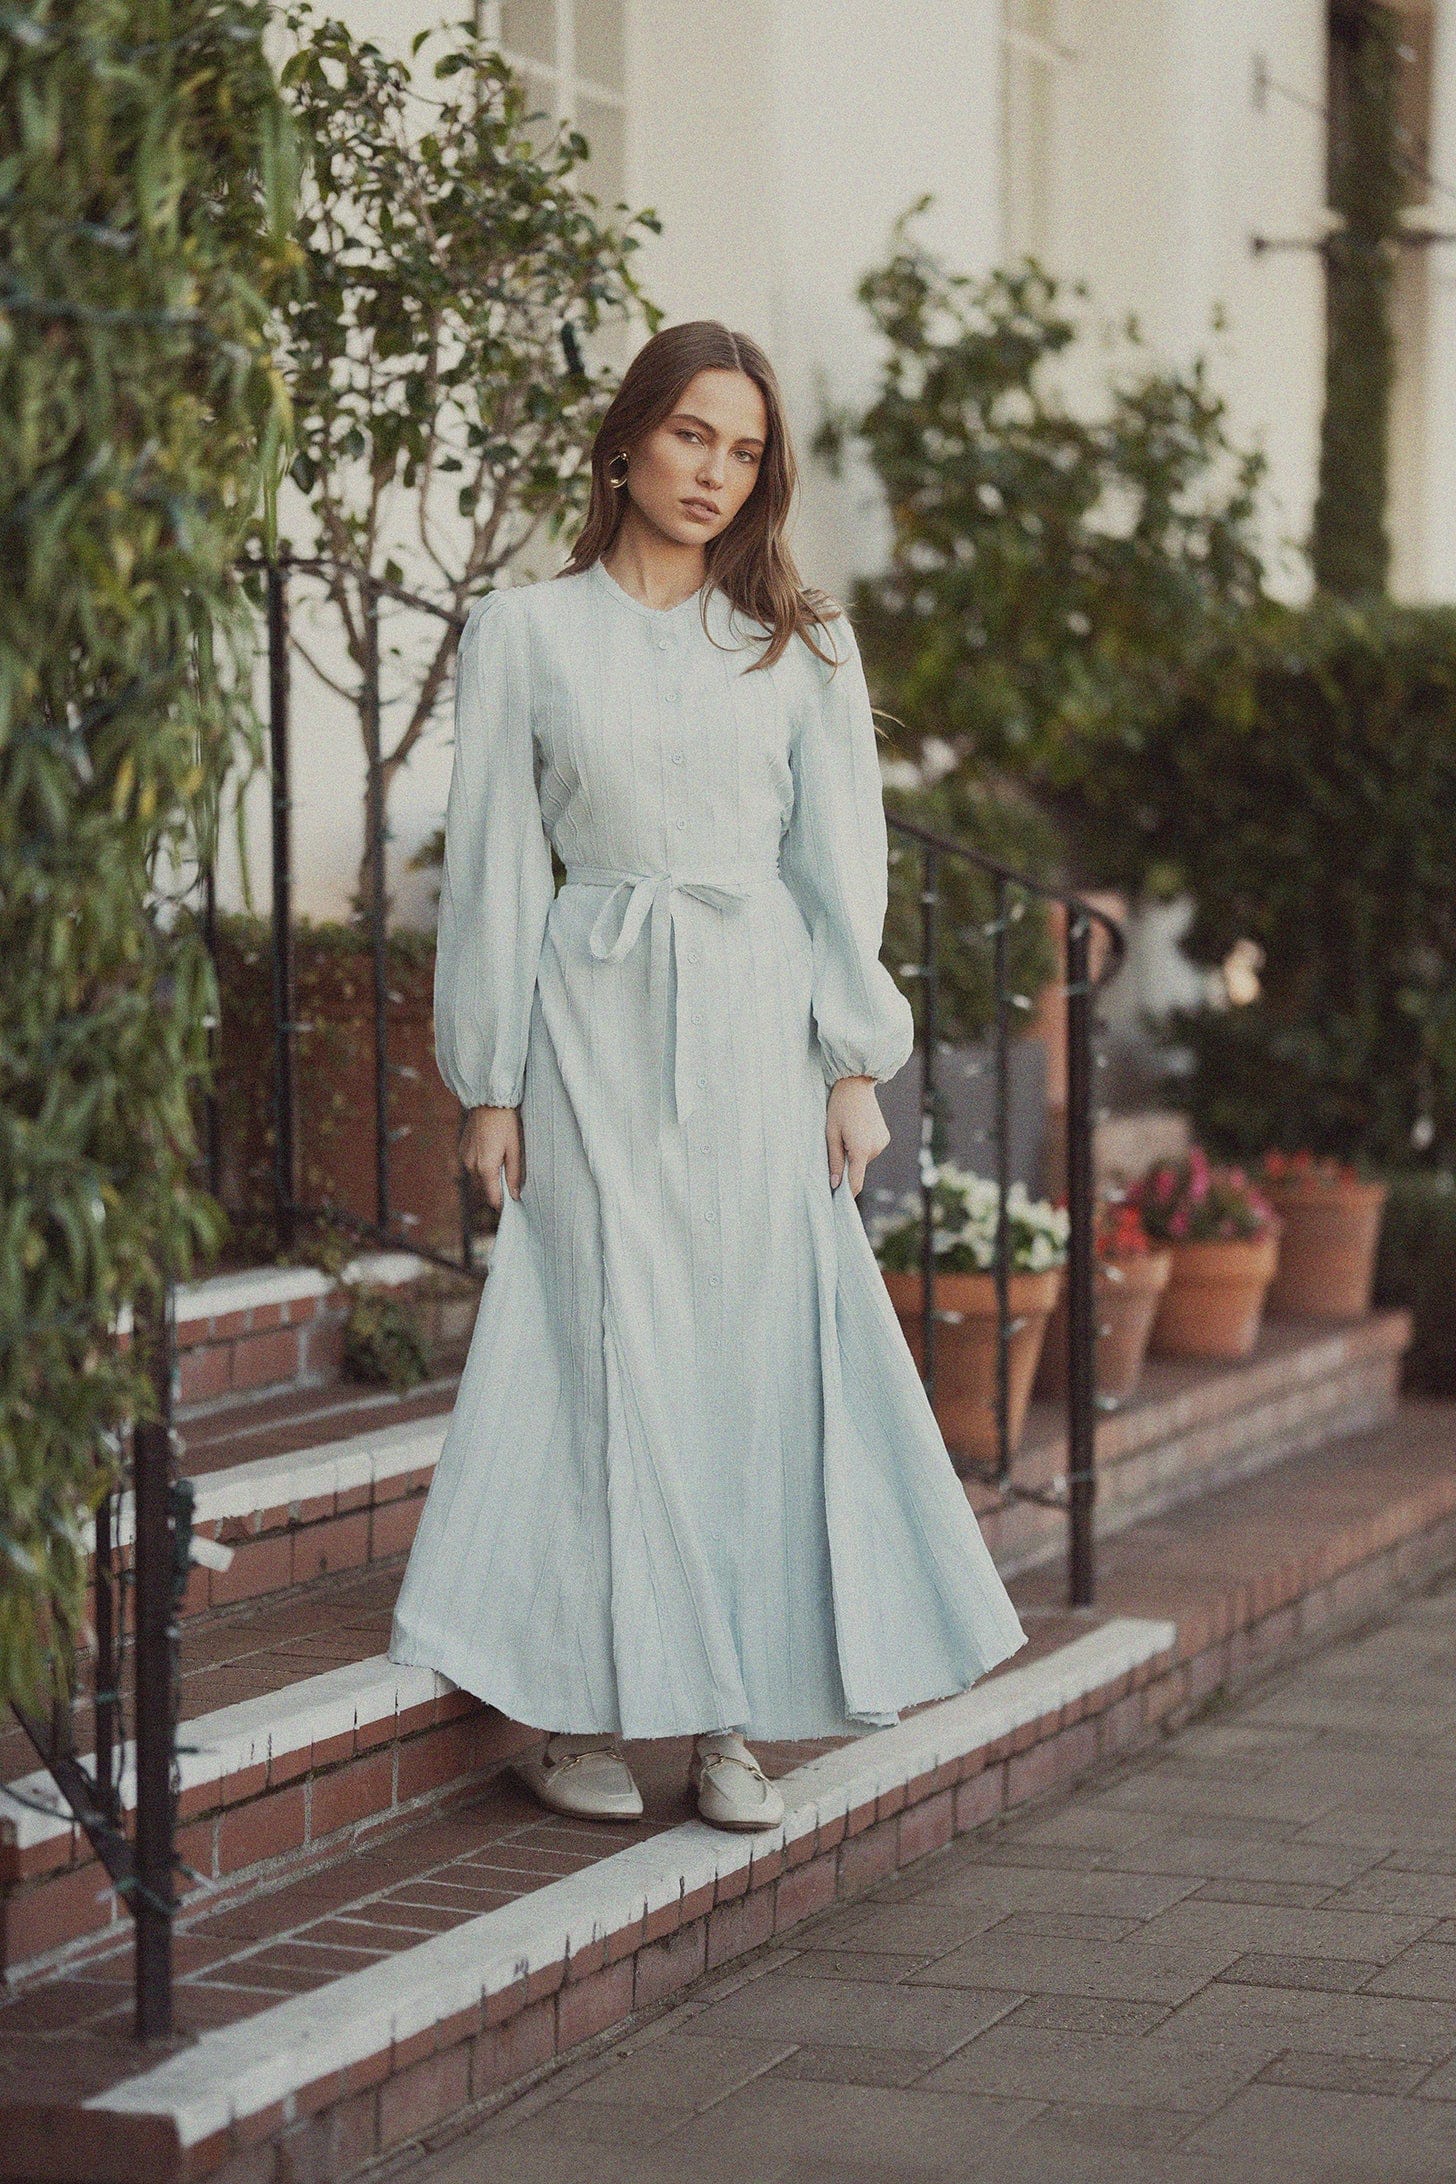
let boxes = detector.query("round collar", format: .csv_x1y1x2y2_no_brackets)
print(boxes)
589,558,711,621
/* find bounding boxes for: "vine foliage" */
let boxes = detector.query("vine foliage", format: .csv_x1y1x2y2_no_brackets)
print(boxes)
0,1,293,1707
1311,0,1403,599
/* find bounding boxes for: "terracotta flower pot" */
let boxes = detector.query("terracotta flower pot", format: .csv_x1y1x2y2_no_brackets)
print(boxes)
882,1267,1063,1467
1263,1177,1387,1321
1035,1248,1173,1406
1149,1234,1280,1362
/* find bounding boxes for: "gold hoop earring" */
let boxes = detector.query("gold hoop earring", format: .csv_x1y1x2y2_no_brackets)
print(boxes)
607,451,629,488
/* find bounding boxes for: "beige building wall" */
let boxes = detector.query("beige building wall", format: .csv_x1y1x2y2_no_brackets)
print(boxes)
220,0,1456,928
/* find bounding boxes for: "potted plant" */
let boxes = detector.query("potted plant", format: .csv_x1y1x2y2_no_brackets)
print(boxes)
1257,1151,1387,1321
869,1163,1067,1466
1035,1195,1173,1407
1130,1148,1280,1362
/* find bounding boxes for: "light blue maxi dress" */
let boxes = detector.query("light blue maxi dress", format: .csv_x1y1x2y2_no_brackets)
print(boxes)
386,557,1026,1741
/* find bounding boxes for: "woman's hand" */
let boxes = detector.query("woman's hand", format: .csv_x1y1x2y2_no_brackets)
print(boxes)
461,1104,523,1212
826,1074,890,1197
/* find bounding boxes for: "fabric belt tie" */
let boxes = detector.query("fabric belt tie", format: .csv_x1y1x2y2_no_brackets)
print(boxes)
564,864,779,1124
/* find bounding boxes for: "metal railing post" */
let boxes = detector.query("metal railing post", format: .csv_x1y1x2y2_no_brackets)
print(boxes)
992,878,1012,1480
131,1286,177,2038
93,1486,119,1826
1065,910,1097,1608
362,577,391,1233
918,848,941,1400
267,559,297,1253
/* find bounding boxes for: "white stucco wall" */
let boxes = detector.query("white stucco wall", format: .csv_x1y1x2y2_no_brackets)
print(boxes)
214,0,1456,931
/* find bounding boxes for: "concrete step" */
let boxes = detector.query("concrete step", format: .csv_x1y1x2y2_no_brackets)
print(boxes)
4,1401,1455,2182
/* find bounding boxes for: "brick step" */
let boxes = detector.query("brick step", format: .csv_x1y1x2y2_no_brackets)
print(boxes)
976,1309,1411,1575
4,1400,1454,2183
0,1565,535,1978
7,1314,1410,1976
155,1252,482,1419
122,1310,1417,1630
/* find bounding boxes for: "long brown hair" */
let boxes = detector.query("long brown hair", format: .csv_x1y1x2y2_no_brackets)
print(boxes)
557,320,843,673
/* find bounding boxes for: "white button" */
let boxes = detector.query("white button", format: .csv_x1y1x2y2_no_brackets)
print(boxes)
704,1209,717,1223
691,1011,704,1026
696,1073,707,1088
654,636,670,651
708,1273,721,1287
674,817,687,830
671,751,684,765
664,689,679,703
687,947,701,963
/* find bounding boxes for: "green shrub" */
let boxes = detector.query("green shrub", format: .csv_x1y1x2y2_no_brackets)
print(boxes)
1082,598,1456,1171
0,2,292,1706
1373,1171,1456,1396
342,1284,431,1393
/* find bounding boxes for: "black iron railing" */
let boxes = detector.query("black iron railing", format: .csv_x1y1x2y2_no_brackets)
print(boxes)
28,561,1123,2044
886,816,1124,1610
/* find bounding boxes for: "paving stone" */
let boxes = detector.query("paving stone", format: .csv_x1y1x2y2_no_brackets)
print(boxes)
1082,1833,1379,1888
1180,2082,1456,2177
796,1901,1005,1954
1159,1980,1456,2061
1218,1952,1382,1992
779,1947,936,1984
995,1910,1143,1942
917,1864,1202,1919
1330,1869,1456,1918
908,1930,1239,2005
919,2023,1271,2112
556,2030,794,2111
677,1969,1021,2057
768,2043,928,2089
1368,1944,1456,2001
1010,2099,1197,2153
1002,1994,1172,2037
1095,1766,1338,1827
1136,1897,1431,1963
1189,1878,1335,1908
628,2078,1044,2177
1257,2049,1430,2094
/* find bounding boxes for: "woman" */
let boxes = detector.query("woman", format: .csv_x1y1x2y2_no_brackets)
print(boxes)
387,320,1025,1833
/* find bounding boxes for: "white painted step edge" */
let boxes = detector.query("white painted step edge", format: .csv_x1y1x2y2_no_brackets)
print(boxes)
0,1651,454,1853
87,1617,1176,2148
113,1250,433,1342
84,1415,448,1556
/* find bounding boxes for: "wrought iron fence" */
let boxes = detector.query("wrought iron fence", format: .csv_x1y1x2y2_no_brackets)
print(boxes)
22,558,1122,2041
884,816,1124,1611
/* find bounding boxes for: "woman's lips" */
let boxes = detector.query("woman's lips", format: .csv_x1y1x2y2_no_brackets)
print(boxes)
682,499,718,519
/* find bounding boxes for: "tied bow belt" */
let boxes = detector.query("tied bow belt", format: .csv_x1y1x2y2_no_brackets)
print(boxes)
563,864,781,1124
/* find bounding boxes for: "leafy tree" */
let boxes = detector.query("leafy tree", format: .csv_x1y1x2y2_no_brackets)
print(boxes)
814,200,1267,820
0,0,293,1706
277,6,662,910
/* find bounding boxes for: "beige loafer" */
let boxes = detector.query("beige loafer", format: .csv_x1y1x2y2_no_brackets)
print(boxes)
689,1733,786,1832
515,1733,644,1821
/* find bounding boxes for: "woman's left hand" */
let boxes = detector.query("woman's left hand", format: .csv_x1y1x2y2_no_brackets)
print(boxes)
826,1075,891,1197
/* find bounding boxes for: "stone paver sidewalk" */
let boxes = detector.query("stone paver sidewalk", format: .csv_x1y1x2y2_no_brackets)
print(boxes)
386,1567,1456,2184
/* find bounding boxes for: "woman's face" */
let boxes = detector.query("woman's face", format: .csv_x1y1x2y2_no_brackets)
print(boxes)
621,369,768,547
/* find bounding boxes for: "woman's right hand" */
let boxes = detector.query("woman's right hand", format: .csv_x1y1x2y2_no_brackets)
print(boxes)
461,1104,523,1212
